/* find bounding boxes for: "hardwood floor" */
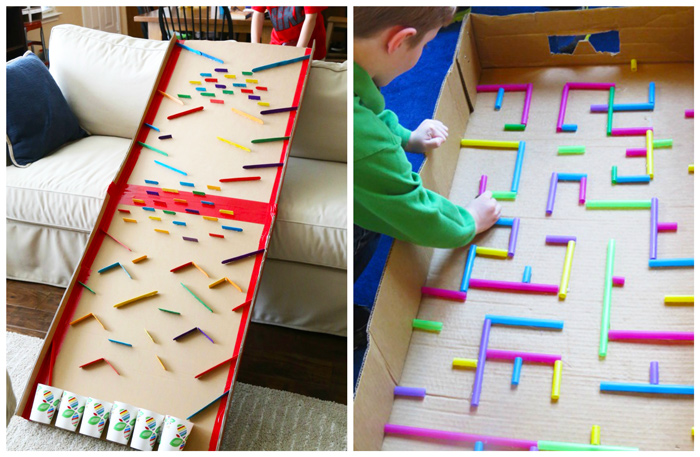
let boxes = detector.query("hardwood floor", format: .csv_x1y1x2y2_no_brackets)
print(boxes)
6,279,347,405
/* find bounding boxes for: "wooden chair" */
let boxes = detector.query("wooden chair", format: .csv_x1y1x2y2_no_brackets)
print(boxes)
157,7,234,41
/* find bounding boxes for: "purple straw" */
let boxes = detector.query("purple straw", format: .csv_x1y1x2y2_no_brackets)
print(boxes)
159,134,172,140
650,197,658,260
248,95,261,100
214,68,228,72
471,319,491,407
173,327,198,340
222,248,265,264
545,235,577,244
579,176,587,204
546,172,557,214
507,218,520,257
393,386,426,397
650,361,659,384
530,446,539,451
478,175,487,195
260,106,297,115
242,162,284,169
197,327,215,344
182,236,199,242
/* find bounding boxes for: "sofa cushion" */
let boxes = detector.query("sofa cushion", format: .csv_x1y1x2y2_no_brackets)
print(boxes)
48,25,168,138
290,60,347,163
268,157,346,270
6,52,88,167
6,135,131,232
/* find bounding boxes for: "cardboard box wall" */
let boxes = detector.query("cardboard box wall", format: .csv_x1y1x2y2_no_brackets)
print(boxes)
354,7,693,451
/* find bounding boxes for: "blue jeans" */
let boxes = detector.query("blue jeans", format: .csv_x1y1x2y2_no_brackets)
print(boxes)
354,224,380,283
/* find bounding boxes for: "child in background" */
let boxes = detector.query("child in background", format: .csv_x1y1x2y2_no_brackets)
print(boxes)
354,7,501,347
251,7,327,60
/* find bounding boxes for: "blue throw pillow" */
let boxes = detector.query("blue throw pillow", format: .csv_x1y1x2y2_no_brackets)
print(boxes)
6,52,87,167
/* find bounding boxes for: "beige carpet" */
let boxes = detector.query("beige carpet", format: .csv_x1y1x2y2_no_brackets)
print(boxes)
6,332,346,451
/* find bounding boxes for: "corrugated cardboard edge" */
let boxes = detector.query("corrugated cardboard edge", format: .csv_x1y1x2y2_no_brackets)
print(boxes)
353,23,472,451
15,35,178,418
471,6,693,69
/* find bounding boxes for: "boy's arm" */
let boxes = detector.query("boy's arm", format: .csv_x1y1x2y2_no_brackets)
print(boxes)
355,146,476,249
377,109,413,148
296,13,318,49
250,9,265,43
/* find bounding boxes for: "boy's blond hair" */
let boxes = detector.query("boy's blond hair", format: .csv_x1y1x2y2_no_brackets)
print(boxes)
354,7,455,46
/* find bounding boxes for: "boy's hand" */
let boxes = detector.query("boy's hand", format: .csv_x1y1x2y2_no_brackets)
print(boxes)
465,191,502,234
406,119,448,152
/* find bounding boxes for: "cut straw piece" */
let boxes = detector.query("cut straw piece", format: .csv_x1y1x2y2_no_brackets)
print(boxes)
70,313,94,326
145,329,156,343
192,262,210,278
181,283,214,312
217,136,251,152
113,290,159,308
231,107,263,124
92,314,106,330
209,277,226,288
225,277,243,292
158,90,184,105
156,355,167,371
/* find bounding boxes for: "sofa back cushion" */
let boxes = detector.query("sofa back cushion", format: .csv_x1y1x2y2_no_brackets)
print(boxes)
48,25,169,139
290,60,347,163
6,51,88,167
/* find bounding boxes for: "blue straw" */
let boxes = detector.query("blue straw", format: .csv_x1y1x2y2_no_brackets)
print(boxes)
186,390,230,420
495,217,514,226
180,181,195,187
561,124,577,132
649,258,694,268
251,54,311,73
600,382,693,395
475,441,485,451
510,141,525,192
154,160,187,176
511,357,523,385
648,82,655,105
494,87,505,110
522,266,532,283
557,173,587,181
98,262,120,273
222,225,243,232
144,123,160,132
615,175,651,183
485,315,564,330
459,245,477,293
108,338,133,347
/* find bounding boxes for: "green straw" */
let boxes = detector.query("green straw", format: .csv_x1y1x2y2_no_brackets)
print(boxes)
606,86,614,136
158,308,181,315
181,283,214,313
586,200,651,209
137,142,168,156
193,191,206,196
538,441,637,452
653,139,672,148
611,165,617,185
242,71,253,76
200,93,216,97
78,281,96,294
251,136,291,144
503,123,526,131
177,94,191,99
222,90,234,95
412,319,443,332
163,210,175,215
557,145,585,155
491,191,517,200
599,239,615,357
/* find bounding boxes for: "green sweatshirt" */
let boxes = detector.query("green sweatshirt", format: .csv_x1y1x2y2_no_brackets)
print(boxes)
353,63,476,248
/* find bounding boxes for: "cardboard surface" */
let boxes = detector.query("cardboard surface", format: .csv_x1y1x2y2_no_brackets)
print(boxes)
355,7,693,452
18,39,312,451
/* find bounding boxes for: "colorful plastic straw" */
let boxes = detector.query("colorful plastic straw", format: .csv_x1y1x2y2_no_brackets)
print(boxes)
460,139,520,149
384,423,538,449
491,191,517,200
475,441,484,451
412,319,442,332
545,172,557,215
591,102,654,112
557,173,586,181
394,386,426,398
176,42,224,63
421,287,466,301
552,360,562,400
685,109,694,118
471,319,491,407
154,160,187,176
522,84,533,125
475,247,508,258
611,127,652,136
558,241,575,300
221,248,265,264
522,266,532,283
495,88,504,110
546,235,577,245
586,200,651,209
485,315,564,329
511,142,525,192
507,218,520,257
194,355,238,379
608,330,693,341
657,222,678,232
186,390,230,420
452,358,478,368
591,426,601,445
113,290,158,309
557,145,585,155
600,382,693,395
649,258,694,268
615,175,651,184
495,218,514,226
646,129,654,178
469,279,559,294
478,175,487,195
512,357,523,385
251,54,310,73
557,82,615,132
137,141,168,156
459,245,477,293
611,165,617,184
538,441,637,452
487,349,561,364
664,295,693,304
606,87,614,136
650,197,658,259
599,239,615,357
612,276,625,286
650,362,659,385
167,106,204,120
578,177,587,204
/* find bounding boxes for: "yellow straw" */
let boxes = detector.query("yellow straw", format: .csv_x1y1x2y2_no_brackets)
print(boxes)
475,247,508,258
123,218,137,223
231,107,263,124
114,290,159,308
192,262,210,278
208,278,226,288
69,313,93,326
591,425,601,445
155,229,170,234
92,314,106,330
132,255,148,263
452,358,478,368
646,129,654,179
156,355,167,371
461,139,520,149
145,328,156,343
207,185,221,191
225,277,243,292
552,360,562,400
217,136,251,152
558,240,575,300
664,295,694,305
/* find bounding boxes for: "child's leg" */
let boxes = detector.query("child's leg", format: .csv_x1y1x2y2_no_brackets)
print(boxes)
354,224,381,282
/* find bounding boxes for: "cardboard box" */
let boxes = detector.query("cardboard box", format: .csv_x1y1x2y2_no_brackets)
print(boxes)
354,7,693,451
17,38,312,451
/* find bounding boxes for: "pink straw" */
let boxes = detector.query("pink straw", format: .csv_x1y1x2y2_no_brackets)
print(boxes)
612,276,625,286
626,148,647,157
521,83,533,125
487,349,561,364
578,177,587,204
478,175,488,195
384,423,538,449
421,287,467,301
476,84,529,92
608,330,694,341
685,109,694,118
611,127,652,136
556,85,570,131
567,82,615,90
469,278,559,294
657,222,678,232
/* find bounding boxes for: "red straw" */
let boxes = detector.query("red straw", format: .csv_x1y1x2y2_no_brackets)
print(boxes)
167,106,204,120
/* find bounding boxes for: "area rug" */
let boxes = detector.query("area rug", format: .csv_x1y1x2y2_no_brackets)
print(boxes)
6,332,346,451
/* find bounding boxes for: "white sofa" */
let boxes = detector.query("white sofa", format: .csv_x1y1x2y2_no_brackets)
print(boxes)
6,25,347,337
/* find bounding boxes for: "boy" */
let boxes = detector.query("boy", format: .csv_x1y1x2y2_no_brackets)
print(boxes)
251,7,327,60
354,7,501,345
